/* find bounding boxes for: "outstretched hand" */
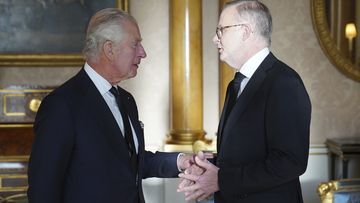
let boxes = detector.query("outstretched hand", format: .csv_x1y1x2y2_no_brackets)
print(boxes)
177,153,194,171
178,151,206,191
177,151,219,201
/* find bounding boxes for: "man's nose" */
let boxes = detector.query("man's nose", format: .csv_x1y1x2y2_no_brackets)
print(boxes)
212,34,219,45
139,44,147,58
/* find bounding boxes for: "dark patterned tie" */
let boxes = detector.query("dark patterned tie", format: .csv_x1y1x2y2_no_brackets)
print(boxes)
224,72,245,122
109,86,138,173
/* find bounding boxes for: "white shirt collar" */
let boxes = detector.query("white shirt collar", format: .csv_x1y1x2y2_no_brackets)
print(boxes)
84,62,113,95
238,47,270,79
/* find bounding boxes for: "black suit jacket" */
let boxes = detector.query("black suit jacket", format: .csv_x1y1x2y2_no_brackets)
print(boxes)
215,53,311,203
28,69,179,203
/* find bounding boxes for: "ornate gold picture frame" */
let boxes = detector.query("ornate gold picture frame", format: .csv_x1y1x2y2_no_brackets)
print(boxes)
0,0,129,67
311,0,360,82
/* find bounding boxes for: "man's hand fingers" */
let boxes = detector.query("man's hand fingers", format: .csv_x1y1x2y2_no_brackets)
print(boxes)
178,179,188,188
189,164,204,175
177,182,200,193
178,178,193,189
197,151,205,160
197,193,211,202
185,189,204,201
194,155,213,169
178,173,199,182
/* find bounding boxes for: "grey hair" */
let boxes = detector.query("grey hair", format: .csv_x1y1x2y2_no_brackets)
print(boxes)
225,0,272,46
82,8,136,61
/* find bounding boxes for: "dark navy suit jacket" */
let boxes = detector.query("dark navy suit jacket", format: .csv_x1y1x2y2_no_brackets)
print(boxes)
215,53,311,203
28,69,179,203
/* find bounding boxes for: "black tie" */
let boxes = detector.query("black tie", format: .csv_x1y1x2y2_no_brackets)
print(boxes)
224,72,245,122
109,86,138,173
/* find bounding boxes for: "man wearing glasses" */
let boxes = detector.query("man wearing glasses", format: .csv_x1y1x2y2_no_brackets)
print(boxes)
178,1,311,202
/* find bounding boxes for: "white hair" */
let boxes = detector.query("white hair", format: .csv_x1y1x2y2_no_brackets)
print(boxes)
226,0,273,46
82,8,136,62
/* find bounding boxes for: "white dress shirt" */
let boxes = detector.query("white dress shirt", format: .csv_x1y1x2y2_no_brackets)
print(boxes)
237,47,270,96
84,63,139,153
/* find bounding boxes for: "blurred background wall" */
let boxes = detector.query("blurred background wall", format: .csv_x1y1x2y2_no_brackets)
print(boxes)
1,0,359,202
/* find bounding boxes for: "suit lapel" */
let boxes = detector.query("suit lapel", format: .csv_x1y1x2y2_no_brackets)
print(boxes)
117,87,145,174
218,53,277,149
217,82,232,149
117,88,144,150
78,69,129,157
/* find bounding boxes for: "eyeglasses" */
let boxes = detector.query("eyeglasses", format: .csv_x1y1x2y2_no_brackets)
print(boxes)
216,24,246,38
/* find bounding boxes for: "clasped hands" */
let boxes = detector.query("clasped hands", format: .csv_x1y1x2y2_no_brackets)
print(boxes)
177,151,220,201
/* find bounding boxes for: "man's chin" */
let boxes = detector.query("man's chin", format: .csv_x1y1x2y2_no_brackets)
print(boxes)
218,56,234,68
219,54,226,63
129,70,137,78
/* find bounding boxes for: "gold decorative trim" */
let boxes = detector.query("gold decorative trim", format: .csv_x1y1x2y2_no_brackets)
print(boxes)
0,156,29,161
0,88,53,122
309,152,329,156
118,0,130,12
317,179,360,202
0,175,27,180
0,187,27,192
318,181,337,202
0,193,28,201
0,54,84,67
28,99,41,113
0,124,32,128
0,89,53,93
3,94,26,116
167,130,206,145
311,0,360,82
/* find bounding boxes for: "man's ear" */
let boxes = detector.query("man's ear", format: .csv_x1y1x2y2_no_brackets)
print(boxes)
103,41,114,61
242,24,252,41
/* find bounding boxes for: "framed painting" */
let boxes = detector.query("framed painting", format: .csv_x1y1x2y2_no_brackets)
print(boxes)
0,0,129,67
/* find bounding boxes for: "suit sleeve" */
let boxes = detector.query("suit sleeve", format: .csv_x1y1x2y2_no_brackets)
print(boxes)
27,94,75,203
142,151,180,178
123,90,180,179
218,73,311,196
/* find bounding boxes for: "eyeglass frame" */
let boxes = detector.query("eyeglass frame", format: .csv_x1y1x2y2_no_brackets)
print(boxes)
216,24,246,38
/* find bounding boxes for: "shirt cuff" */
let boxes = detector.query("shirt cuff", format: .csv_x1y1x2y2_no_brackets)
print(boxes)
177,152,185,172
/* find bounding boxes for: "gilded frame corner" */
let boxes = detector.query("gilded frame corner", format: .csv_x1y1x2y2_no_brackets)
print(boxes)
0,0,129,67
311,0,360,82
119,0,130,13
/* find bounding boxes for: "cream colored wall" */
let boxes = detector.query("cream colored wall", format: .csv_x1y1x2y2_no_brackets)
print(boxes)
202,0,220,140
1,0,359,149
124,0,171,150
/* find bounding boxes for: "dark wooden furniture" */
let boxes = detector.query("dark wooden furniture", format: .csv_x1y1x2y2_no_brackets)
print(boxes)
326,137,360,180
0,86,53,202
0,156,28,202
